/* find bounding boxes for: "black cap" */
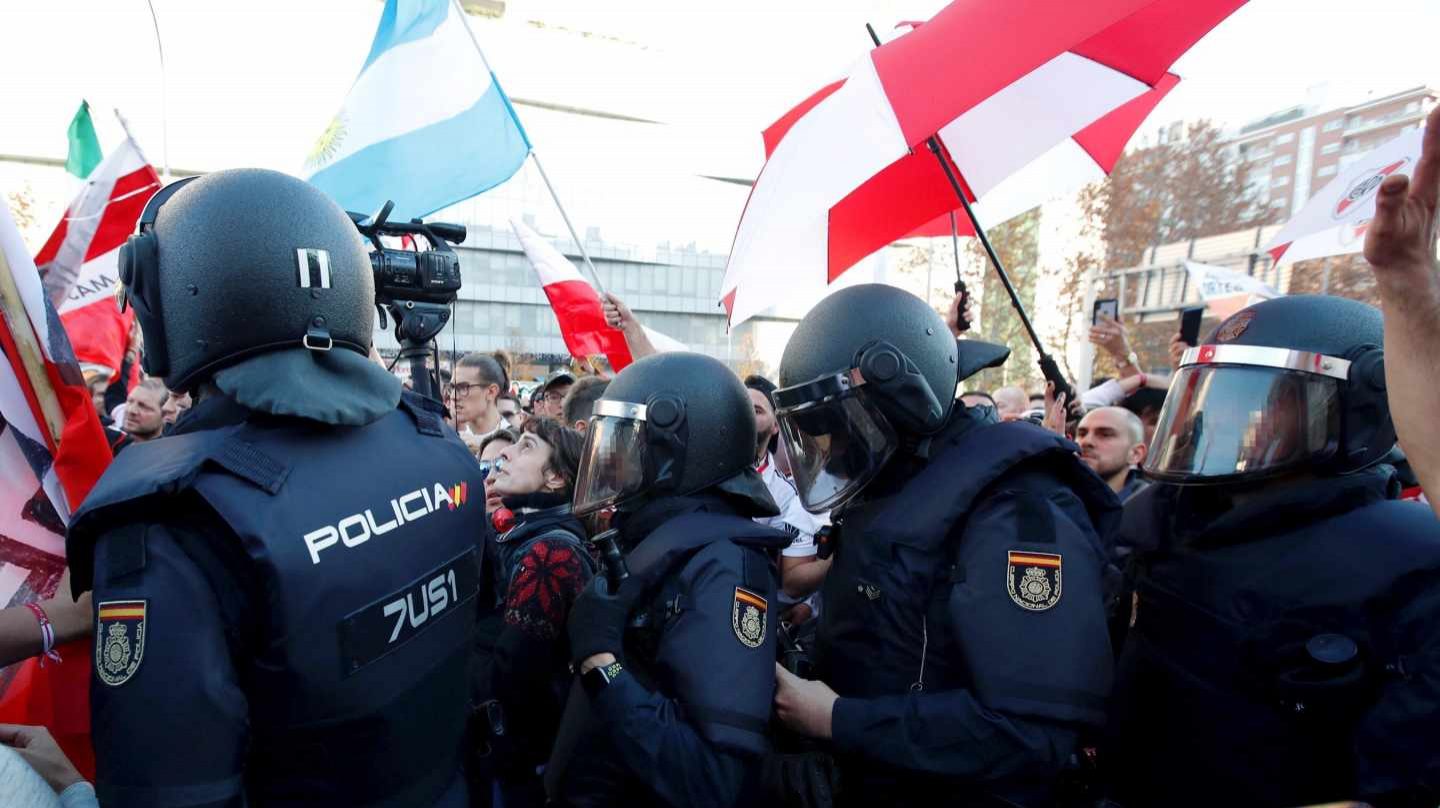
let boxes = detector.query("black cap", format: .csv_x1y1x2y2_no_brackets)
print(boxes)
542,369,576,391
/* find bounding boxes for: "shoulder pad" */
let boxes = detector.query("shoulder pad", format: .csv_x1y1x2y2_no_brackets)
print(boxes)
871,421,1120,550
622,512,787,591
398,390,447,437
66,424,291,594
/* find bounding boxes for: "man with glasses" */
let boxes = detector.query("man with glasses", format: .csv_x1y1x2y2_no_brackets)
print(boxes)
452,352,510,453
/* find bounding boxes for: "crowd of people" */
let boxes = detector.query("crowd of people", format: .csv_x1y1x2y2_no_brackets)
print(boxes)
0,112,1436,808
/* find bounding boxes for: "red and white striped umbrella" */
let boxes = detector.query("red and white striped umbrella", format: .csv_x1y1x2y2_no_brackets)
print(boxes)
721,0,1248,326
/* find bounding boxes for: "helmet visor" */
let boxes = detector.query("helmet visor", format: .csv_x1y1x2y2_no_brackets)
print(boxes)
573,402,648,515
1145,364,1340,483
775,376,897,513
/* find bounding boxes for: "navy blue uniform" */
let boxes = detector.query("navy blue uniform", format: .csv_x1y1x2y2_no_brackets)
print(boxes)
557,498,791,807
815,415,1120,806
1106,467,1440,807
67,392,485,808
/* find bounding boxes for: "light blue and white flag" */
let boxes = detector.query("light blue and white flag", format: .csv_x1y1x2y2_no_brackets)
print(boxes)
304,0,531,219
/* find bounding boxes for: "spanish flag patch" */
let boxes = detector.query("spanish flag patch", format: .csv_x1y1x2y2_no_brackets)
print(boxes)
1007,551,1062,612
96,600,147,686
731,587,767,648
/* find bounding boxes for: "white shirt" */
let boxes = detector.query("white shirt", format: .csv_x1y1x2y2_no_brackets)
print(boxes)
756,454,826,558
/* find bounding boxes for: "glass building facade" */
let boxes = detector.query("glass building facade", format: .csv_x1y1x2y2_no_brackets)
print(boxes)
373,220,740,366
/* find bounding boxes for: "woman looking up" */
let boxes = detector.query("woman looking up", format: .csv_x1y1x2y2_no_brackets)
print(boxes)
468,418,594,808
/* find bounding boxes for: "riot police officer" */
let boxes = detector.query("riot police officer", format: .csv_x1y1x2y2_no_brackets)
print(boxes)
1106,295,1440,807
549,351,791,807
770,284,1120,806
66,170,484,807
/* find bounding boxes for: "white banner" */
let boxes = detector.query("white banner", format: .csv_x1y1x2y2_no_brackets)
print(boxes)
1264,126,1425,266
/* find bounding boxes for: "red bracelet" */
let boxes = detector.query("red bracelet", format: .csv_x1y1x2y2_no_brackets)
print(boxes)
24,602,62,667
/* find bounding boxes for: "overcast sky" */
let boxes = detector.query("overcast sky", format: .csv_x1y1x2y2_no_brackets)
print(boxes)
1,0,1436,250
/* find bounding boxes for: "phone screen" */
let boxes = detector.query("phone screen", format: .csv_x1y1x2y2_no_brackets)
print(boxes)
1092,298,1119,325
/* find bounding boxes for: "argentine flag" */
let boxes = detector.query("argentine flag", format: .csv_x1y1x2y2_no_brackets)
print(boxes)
304,0,530,219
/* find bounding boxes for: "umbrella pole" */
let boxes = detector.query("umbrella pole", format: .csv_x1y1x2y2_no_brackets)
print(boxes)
926,138,1074,402
948,211,970,331
865,23,1071,402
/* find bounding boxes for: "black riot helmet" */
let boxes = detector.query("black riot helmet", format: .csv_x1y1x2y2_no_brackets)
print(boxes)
775,284,958,512
572,352,775,517
1145,295,1392,485
118,169,398,425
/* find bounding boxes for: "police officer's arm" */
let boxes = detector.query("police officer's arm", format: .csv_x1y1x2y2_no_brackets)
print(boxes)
827,481,1112,781
589,542,771,808
90,512,250,808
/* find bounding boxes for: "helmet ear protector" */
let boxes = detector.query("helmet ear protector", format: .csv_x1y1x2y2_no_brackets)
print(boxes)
1338,344,1391,472
116,176,200,378
855,340,946,435
641,391,688,493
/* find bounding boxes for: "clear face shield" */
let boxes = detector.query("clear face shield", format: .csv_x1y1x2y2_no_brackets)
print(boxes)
1145,345,1345,484
573,400,649,516
774,368,899,513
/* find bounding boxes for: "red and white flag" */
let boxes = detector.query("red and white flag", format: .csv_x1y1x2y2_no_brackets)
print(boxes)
722,0,1246,326
1264,126,1426,267
34,137,161,383
511,220,684,371
0,192,114,778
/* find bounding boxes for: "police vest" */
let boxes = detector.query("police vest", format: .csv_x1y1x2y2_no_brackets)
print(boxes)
624,512,790,747
1109,493,1440,807
815,420,1118,700
70,393,485,807
548,509,791,805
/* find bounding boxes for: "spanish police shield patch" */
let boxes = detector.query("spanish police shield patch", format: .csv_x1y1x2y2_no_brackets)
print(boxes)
96,600,147,686
1007,552,1062,612
731,587,767,648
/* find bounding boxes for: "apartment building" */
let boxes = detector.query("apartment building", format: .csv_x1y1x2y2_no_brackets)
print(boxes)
1228,85,1435,219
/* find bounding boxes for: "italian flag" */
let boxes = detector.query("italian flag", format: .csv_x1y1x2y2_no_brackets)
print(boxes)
34,137,161,384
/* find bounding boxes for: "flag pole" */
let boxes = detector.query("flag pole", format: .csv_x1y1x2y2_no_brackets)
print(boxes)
143,0,170,182
447,0,609,297
527,152,609,297
866,25,1070,401
0,249,65,446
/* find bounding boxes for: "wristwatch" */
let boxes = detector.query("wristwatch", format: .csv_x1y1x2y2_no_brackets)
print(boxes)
1123,351,1140,368
582,660,625,699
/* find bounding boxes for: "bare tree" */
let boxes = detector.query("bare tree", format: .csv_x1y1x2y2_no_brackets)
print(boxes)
966,209,1042,393
1100,120,1275,268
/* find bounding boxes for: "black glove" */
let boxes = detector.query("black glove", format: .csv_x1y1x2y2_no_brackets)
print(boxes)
567,575,636,668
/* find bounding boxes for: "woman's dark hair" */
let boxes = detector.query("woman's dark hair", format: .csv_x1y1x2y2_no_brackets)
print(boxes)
522,418,584,490
457,350,509,391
